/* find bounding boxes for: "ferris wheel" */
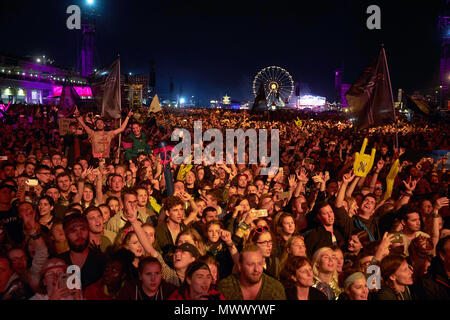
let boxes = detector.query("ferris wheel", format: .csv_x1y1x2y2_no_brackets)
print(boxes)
252,66,294,108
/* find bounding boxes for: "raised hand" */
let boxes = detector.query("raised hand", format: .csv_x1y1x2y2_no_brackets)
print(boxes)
178,191,192,202
353,138,376,177
342,170,355,184
244,209,258,225
375,159,385,173
73,106,80,118
129,160,137,174
324,171,330,183
267,167,279,180
434,197,449,211
311,174,324,185
296,167,308,184
49,286,72,301
288,174,297,189
123,201,138,223
375,232,395,261
81,166,92,180
220,229,233,246
402,176,418,193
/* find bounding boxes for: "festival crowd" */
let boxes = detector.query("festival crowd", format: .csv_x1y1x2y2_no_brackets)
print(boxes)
0,102,449,301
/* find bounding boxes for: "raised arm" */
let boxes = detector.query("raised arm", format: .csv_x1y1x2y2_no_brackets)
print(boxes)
111,110,133,136
72,167,91,204
393,176,418,211
178,191,199,226
336,170,355,208
293,167,308,198
345,175,360,198
369,159,385,193
123,202,158,257
220,229,240,267
431,197,449,255
73,106,94,136
95,167,104,205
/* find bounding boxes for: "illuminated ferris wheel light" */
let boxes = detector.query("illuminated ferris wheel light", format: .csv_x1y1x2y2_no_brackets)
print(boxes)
253,66,294,108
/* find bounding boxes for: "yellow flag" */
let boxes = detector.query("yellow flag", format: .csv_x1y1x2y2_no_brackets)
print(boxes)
149,94,162,113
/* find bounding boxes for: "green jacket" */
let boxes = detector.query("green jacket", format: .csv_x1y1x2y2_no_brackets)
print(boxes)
124,132,151,161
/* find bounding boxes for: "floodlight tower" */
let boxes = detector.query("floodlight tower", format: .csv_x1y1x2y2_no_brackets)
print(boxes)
80,0,96,77
439,0,450,109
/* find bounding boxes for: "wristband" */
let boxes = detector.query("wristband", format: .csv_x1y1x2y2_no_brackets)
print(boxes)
239,222,250,231
431,213,440,218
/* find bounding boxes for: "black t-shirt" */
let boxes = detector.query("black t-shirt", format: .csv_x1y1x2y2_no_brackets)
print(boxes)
58,248,106,290
285,286,328,300
0,205,24,245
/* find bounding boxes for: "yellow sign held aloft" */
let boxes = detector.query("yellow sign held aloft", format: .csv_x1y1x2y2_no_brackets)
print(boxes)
353,138,376,177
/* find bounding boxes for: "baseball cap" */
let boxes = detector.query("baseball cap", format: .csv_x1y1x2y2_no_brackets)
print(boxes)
40,258,67,276
237,173,249,180
0,181,17,193
63,213,89,232
176,243,200,259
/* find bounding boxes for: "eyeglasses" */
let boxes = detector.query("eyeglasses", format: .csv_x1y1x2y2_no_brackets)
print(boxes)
256,240,273,246
37,172,51,175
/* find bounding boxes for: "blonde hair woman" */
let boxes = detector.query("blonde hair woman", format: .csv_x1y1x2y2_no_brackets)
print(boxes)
175,227,207,256
311,247,342,300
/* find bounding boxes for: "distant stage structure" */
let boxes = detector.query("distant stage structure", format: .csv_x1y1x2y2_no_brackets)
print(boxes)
253,66,294,110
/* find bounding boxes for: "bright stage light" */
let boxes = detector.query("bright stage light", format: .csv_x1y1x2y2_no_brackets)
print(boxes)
86,0,94,5
179,98,185,104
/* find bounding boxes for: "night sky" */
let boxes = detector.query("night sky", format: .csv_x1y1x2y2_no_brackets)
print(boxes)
0,0,447,104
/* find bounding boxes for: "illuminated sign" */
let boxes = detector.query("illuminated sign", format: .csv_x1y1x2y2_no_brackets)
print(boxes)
52,86,93,97
298,95,326,106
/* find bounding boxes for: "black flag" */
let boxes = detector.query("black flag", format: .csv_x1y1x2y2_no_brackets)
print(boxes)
346,47,396,130
89,58,121,119
251,83,267,111
404,93,431,115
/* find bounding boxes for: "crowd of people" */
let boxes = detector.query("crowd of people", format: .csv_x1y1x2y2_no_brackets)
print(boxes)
0,102,449,301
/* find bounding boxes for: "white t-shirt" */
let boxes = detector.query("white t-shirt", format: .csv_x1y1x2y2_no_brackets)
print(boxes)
400,231,430,256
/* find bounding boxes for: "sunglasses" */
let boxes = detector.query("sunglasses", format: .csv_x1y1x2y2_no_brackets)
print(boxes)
254,226,269,233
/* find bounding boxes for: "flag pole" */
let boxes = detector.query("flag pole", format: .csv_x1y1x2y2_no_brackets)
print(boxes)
382,44,399,150
116,55,122,164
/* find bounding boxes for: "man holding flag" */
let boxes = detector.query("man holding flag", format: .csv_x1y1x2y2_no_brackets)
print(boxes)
73,106,133,160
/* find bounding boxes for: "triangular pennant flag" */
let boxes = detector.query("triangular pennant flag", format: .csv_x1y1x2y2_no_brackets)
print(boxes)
149,94,162,113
